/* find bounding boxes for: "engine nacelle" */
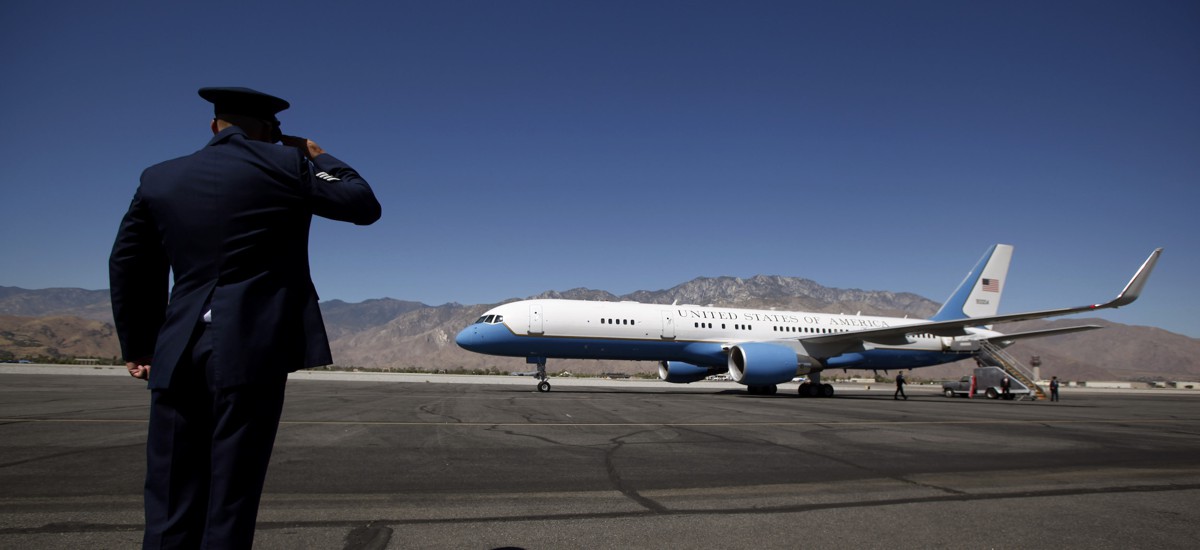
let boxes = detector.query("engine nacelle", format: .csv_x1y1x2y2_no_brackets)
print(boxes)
728,343,819,386
658,361,720,384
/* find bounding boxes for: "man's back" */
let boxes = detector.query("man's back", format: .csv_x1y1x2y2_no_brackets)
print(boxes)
111,126,380,388
141,131,314,291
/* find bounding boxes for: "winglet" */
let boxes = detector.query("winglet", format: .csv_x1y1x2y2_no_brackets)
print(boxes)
1095,248,1162,309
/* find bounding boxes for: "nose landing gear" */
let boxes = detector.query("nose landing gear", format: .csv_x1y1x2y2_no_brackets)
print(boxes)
530,357,550,392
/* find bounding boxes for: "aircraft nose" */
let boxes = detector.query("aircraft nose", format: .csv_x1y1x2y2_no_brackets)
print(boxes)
456,325,482,350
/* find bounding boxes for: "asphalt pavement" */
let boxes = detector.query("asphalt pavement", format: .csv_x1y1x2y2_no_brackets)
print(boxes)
2,367,1199,549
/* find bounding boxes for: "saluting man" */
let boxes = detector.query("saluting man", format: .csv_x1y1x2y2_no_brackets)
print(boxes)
110,87,381,549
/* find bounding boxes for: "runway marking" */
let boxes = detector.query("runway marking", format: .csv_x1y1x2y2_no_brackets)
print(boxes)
2,417,1197,427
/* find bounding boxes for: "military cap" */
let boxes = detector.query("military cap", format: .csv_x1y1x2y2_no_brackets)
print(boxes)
198,87,290,120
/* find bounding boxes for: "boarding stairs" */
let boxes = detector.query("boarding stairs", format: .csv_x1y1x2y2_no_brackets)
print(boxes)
978,341,1046,400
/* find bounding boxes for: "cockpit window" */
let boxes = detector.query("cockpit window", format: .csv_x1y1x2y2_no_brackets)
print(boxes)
476,315,504,325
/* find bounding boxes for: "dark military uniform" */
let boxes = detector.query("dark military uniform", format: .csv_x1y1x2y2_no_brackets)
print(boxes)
110,87,381,549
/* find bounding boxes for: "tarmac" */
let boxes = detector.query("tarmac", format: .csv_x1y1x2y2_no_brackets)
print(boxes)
2,365,1200,549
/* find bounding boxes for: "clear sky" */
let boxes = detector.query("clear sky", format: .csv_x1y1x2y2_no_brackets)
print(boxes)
2,1,1197,337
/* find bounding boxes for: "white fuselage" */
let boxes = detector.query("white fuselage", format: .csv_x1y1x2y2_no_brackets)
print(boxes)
457,299,994,369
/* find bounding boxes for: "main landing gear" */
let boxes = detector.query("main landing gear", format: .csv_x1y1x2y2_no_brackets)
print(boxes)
745,382,833,397
796,372,835,398
746,372,835,397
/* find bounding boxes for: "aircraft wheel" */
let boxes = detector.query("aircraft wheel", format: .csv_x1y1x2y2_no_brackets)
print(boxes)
796,383,810,397
537,381,551,393
820,383,835,397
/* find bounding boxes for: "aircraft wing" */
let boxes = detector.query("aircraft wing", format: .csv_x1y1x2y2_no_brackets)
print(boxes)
786,248,1162,357
985,325,1104,342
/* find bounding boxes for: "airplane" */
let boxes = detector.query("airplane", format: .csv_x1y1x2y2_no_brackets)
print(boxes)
455,245,1162,396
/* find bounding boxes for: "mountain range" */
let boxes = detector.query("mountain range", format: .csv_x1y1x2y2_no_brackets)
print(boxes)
2,278,1197,382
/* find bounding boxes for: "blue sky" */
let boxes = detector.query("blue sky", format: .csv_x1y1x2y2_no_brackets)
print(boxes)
2,1,1197,337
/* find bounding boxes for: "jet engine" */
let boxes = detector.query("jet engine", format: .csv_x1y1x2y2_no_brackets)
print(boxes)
727,343,819,386
658,361,722,384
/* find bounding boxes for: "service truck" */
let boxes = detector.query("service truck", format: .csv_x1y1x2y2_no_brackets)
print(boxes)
942,366,1031,400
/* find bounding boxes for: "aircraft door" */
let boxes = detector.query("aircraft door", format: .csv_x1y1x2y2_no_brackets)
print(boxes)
528,304,544,334
660,311,676,339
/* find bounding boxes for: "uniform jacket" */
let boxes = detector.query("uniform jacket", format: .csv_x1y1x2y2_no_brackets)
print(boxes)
110,127,381,389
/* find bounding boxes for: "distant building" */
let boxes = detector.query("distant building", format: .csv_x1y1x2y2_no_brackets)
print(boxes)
1081,381,1134,389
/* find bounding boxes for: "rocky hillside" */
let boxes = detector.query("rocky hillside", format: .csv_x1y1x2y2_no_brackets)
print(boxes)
0,287,112,322
0,315,120,361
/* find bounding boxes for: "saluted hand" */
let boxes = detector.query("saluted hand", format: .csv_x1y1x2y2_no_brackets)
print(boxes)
280,135,326,160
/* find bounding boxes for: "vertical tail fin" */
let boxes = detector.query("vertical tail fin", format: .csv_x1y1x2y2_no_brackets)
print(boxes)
931,244,1014,321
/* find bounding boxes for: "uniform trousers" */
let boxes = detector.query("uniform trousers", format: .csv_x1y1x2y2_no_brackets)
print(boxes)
142,321,288,550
